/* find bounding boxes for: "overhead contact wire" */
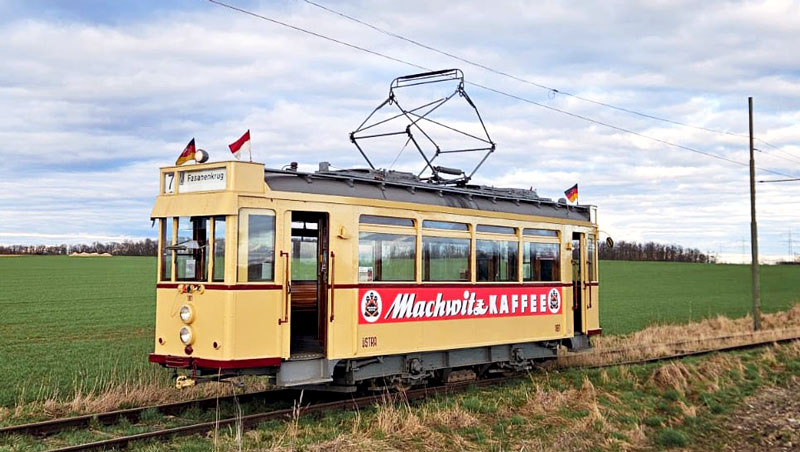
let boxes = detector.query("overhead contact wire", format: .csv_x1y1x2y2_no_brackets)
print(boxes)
205,0,798,179
302,0,800,168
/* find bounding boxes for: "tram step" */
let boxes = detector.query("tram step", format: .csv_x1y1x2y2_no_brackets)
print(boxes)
276,358,337,387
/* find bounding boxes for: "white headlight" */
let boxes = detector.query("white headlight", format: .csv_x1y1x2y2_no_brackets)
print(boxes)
179,326,193,345
179,305,194,323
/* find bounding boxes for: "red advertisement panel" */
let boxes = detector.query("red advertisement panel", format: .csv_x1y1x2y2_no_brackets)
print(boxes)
358,285,563,324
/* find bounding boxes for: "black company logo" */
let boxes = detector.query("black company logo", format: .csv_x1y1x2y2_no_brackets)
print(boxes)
361,290,382,323
548,288,561,314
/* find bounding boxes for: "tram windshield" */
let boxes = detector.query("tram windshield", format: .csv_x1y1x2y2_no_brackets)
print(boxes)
160,216,225,282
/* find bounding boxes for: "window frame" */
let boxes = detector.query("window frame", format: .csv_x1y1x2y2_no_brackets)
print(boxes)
586,234,597,282
475,237,520,282
174,216,210,282
523,228,559,238
522,230,562,282
159,217,176,282
422,220,469,231
476,224,516,235
237,208,277,283
358,212,418,283
211,216,226,282
358,231,417,283
421,234,472,282
360,214,415,227
474,226,520,283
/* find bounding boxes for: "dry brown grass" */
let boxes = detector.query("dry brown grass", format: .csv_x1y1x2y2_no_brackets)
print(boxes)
558,304,800,368
8,304,800,437
218,338,800,452
7,376,270,424
267,341,800,452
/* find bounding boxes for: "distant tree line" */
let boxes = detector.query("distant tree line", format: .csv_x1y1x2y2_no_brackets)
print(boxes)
0,239,157,256
599,240,716,263
3,238,716,263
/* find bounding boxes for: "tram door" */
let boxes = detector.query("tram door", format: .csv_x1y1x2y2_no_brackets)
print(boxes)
571,232,586,333
289,211,329,356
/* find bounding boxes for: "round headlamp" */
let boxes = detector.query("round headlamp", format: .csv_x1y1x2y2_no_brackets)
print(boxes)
179,305,194,324
179,326,194,345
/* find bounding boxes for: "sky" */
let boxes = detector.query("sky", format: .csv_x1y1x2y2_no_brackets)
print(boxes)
0,0,798,262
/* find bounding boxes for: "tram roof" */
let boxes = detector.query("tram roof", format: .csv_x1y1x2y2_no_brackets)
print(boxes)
264,165,592,222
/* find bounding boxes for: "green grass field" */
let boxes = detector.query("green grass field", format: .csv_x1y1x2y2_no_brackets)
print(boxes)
599,260,800,334
0,256,159,407
0,256,799,407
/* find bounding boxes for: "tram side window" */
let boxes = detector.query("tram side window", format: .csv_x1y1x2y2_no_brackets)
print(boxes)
239,213,276,282
422,237,470,281
476,239,518,282
523,242,560,281
160,218,173,281
587,235,596,281
358,233,415,282
213,217,225,282
176,217,209,281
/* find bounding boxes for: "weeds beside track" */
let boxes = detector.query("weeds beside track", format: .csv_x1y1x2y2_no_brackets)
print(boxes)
5,333,798,452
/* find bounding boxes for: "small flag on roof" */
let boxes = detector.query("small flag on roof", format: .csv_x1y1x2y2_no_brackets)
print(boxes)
175,138,196,166
229,129,251,161
564,184,578,203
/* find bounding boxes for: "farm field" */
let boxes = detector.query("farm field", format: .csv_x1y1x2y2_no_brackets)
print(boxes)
0,256,799,407
0,256,159,407
599,260,800,334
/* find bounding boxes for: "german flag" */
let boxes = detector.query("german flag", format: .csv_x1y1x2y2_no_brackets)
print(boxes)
564,184,578,203
175,138,196,166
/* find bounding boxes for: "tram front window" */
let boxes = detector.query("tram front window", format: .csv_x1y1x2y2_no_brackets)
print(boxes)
175,217,209,281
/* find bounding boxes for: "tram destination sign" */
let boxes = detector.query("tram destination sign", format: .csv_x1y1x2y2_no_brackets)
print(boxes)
177,167,227,193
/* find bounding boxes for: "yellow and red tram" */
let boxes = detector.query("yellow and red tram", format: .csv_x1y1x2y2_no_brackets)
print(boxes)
149,160,600,388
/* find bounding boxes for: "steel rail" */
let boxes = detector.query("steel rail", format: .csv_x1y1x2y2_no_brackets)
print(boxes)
577,326,800,360
0,389,292,438
7,333,799,451
45,379,496,452
566,331,800,370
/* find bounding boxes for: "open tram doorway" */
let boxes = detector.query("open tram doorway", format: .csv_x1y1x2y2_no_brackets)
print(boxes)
289,211,329,358
572,232,584,334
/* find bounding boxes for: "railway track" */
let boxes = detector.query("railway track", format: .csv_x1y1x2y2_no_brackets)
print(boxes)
0,388,303,439
2,332,798,452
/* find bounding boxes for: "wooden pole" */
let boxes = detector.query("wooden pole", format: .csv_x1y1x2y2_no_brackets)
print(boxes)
749,96,761,330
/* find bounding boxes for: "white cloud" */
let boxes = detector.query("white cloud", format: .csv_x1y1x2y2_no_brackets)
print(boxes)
0,0,798,258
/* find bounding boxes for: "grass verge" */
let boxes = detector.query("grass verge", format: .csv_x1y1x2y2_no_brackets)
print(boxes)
37,339,795,451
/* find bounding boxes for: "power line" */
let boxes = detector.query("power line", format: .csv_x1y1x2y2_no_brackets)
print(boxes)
207,0,427,72
300,2,770,141
206,0,798,179
758,178,800,183
755,147,800,166
302,0,800,171
466,81,776,172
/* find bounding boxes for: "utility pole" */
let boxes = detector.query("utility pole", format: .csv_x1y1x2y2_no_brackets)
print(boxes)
749,97,761,330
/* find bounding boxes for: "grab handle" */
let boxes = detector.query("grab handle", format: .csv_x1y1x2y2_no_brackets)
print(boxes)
279,250,290,325
329,251,336,322
572,281,578,310
585,281,593,309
